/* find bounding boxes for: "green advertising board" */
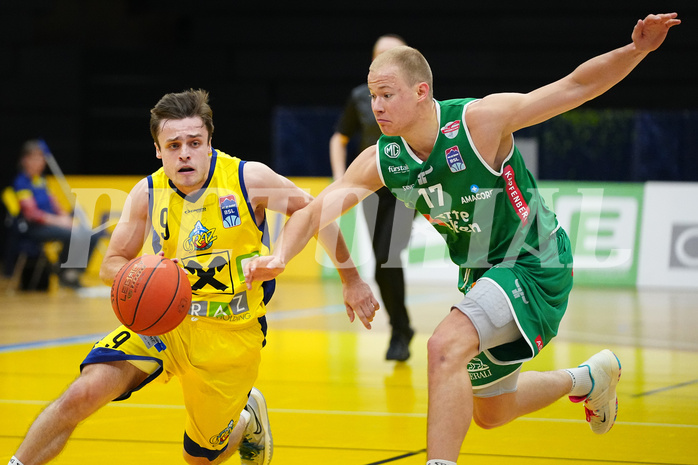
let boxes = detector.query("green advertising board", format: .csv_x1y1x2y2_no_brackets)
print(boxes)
320,182,645,288
538,182,643,287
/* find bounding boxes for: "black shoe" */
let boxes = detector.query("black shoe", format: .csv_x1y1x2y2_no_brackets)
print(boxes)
386,328,415,362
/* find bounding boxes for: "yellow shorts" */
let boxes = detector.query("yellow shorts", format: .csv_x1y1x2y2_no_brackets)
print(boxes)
82,315,267,457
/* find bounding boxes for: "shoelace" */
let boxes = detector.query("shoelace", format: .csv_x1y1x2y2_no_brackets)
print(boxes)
584,405,599,422
239,440,263,460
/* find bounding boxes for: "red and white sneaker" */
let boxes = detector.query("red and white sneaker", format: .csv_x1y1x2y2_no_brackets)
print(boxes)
569,349,621,434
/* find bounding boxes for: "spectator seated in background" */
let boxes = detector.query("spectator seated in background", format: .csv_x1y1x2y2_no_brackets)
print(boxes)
9,140,100,289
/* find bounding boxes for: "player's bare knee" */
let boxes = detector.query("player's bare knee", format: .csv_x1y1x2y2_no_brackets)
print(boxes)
427,332,476,372
472,409,507,430
426,333,449,368
59,364,137,417
472,397,514,429
472,414,501,430
52,379,106,422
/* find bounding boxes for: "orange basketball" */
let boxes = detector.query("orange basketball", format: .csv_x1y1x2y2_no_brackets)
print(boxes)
110,255,192,336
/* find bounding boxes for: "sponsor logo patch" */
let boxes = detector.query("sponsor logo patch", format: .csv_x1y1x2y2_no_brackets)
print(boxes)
417,166,433,185
188,294,251,321
441,120,461,139
210,420,235,446
503,166,530,224
182,254,229,292
384,142,401,159
184,221,218,251
535,335,544,352
388,164,409,174
461,189,493,204
467,357,493,382
512,278,529,304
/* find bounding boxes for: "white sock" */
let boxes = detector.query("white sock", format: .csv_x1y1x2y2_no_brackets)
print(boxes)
9,457,25,465
564,366,593,397
427,461,457,465
240,407,252,430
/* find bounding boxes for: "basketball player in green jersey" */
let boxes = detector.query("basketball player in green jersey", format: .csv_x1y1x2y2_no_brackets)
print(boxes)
8,89,379,465
244,13,680,464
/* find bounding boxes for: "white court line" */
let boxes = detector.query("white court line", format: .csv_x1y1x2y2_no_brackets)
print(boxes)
2,399,696,429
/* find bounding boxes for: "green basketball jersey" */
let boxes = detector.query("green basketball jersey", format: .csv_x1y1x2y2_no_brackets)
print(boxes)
377,98,560,292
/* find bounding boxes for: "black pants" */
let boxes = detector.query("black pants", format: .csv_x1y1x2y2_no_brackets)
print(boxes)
361,187,414,337
25,222,100,272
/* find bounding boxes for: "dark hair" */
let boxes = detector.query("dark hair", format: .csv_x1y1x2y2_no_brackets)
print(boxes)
20,139,44,158
17,139,45,172
150,89,214,148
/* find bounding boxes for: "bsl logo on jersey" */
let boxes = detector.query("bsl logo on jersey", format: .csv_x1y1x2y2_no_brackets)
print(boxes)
219,194,241,228
445,146,466,173
441,120,460,139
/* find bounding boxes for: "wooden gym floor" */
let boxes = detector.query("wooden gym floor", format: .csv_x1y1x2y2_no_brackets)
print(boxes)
1,276,697,464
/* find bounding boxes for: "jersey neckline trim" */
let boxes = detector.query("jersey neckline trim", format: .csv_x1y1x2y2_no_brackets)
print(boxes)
166,148,218,202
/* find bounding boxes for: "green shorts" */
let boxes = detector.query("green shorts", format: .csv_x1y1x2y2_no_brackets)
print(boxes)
463,227,574,389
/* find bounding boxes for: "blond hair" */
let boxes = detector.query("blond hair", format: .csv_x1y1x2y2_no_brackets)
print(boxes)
369,45,433,98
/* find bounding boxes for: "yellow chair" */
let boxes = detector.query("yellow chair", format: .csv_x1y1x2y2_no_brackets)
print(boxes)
2,186,61,293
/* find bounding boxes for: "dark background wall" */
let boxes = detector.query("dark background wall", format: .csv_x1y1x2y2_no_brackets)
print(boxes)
2,1,696,187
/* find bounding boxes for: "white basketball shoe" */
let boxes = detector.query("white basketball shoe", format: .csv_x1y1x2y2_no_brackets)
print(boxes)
239,387,273,465
569,349,621,434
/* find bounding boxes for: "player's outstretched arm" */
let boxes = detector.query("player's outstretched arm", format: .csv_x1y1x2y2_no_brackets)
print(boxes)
243,160,381,329
245,148,381,276
477,13,681,138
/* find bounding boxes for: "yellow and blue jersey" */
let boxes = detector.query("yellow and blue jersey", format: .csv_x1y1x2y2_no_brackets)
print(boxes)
146,149,275,328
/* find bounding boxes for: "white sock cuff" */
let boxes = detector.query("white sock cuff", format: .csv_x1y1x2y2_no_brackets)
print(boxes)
240,408,251,425
427,461,457,465
9,457,26,465
565,366,593,397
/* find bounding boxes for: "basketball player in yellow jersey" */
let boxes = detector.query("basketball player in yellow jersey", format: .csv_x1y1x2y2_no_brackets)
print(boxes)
148,150,276,319
8,89,379,465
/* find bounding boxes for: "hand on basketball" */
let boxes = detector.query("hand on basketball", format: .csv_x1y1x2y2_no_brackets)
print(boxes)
243,255,286,289
111,254,191,336
342,277,380,330
156,251,179,264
